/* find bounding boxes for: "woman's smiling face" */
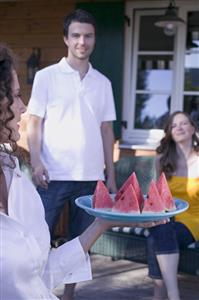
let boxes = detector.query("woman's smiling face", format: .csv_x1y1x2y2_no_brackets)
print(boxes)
171,113,195,144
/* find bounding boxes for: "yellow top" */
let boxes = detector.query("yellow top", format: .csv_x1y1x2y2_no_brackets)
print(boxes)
168,176,199,241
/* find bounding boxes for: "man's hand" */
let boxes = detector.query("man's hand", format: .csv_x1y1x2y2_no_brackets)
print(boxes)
32,162,50,189
106,176,117,194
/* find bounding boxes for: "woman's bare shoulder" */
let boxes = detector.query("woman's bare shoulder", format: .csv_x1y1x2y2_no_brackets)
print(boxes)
187,152,199,177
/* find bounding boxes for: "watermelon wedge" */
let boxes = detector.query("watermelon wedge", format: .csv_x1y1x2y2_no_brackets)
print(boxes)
112,184,140,213
93,181,113,209
156,173,176,211
115,172,144,210
142,180,165,213
131,172,145,211
115,174,134,202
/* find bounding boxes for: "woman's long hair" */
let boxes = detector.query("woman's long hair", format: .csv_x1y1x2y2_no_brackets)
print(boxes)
156,111,199,179
0,44,18,168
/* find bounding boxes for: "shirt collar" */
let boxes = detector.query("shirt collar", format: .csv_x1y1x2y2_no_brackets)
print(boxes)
1,152,22,177
13,157,22,177
58,57,97,78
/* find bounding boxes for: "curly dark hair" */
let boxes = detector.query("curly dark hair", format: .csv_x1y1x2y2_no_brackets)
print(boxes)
156,111,199,179
0,44,18,167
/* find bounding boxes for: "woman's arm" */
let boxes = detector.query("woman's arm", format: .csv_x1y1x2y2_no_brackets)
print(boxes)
43,218,168,289
79,218,168,254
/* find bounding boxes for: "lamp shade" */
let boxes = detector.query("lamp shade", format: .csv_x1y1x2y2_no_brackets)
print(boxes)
155,2,185,28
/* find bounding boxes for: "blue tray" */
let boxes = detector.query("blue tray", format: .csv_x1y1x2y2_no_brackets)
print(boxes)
75,196,189,222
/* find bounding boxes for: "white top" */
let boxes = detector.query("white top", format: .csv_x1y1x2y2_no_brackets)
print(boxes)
0,155,92,300
28,58,116,181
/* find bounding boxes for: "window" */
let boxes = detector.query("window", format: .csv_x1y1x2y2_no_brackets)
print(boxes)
135,13,174,130
183,12,199,128
122,1,198,146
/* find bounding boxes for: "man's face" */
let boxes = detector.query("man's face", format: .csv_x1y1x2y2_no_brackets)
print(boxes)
64,22,95,61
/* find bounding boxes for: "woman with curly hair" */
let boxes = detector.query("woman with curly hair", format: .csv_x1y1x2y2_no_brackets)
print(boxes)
147,111,199,300
0,44,166,300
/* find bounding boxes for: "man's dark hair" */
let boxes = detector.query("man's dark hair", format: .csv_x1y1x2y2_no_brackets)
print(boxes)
63,9,96,37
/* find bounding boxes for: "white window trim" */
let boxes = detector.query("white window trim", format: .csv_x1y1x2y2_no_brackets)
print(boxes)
122,0,198,148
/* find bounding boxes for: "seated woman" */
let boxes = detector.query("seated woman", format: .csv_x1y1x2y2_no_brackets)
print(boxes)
147,111,199,300
0,45,167,300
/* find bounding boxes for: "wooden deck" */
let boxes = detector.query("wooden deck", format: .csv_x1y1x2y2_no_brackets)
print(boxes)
54,254,199,300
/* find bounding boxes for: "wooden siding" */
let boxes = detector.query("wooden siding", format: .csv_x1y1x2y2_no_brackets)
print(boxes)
0,0,74,237
0,0,75,105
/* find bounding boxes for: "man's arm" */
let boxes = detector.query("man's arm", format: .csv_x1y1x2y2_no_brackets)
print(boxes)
27,115,49,188
101,121,117,193
155,155,161,178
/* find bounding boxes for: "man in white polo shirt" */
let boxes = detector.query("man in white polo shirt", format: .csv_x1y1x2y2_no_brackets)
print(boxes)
27,9,117,300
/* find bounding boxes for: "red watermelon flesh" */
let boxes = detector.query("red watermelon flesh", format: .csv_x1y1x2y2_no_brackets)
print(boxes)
115,172,144,209
156,173,176,211
112,184,140,213
115,173,135,201
142,180,165,213
93,181,113,209
131,172,145,211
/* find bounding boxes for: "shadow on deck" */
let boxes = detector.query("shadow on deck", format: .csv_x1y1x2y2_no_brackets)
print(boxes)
54,254,199,300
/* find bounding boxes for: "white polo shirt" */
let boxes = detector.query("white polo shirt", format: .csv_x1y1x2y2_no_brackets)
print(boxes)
28,58,116,181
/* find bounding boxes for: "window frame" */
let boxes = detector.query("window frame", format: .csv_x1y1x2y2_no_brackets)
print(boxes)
122,0,197,147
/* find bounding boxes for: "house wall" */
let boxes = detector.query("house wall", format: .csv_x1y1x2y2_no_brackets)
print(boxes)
77,1,125,140
0,0,157,237
0,0,75,151
0,0,156,159
0,0,75,105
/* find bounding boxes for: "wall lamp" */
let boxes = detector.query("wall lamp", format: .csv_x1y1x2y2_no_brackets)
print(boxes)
155,0,185,36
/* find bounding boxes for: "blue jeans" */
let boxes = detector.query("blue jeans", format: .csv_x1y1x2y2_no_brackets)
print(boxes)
37,181,97,240
147,221,195,279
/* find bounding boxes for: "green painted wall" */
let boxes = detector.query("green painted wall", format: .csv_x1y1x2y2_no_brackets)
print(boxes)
76,2,125,139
